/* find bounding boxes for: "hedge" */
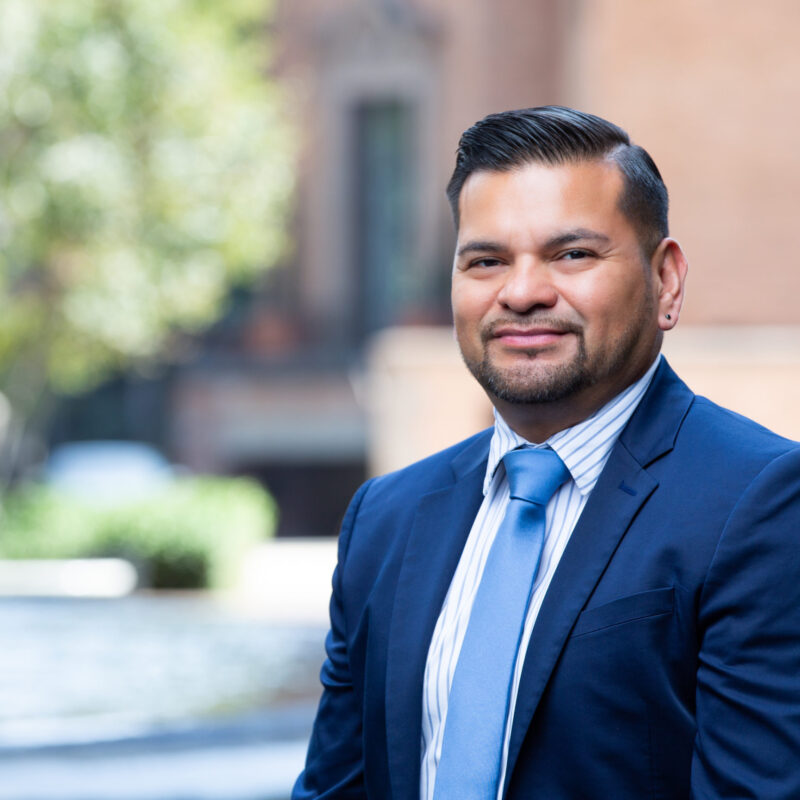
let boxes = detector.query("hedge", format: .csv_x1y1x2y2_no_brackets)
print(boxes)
0,476,277,589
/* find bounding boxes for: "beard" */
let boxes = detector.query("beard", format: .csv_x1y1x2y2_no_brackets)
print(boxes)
463,330,593,404
459,309,653,405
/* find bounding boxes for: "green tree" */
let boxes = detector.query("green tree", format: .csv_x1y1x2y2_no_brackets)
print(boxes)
0,0,294,480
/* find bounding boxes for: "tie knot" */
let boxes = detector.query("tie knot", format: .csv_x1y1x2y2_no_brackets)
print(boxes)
502,447,569,506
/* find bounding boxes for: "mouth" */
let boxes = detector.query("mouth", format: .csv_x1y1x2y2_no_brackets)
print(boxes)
489,324,577,350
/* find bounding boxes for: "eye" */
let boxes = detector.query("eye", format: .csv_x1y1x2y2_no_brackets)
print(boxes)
562,249,591,260
469,257,504,269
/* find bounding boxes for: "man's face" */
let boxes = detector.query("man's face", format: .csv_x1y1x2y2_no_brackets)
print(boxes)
451,159,662,412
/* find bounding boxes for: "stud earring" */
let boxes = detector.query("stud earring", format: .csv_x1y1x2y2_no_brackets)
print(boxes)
665,313,672,320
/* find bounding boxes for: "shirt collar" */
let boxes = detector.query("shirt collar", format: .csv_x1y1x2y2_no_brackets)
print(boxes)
483,355,662,496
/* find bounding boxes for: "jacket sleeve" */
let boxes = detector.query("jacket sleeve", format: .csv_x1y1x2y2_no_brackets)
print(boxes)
691,447,800,798
292,480,373,800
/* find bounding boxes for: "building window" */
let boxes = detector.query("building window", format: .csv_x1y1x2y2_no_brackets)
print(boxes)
352,98,417,337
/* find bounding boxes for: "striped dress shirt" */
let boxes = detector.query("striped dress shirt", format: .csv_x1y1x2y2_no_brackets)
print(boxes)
420,356,661,800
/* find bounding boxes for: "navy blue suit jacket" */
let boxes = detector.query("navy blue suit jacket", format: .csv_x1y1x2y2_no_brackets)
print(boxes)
294,360,800,799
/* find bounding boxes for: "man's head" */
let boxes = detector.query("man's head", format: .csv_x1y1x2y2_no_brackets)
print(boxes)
449,106,688,442
447,106,668,258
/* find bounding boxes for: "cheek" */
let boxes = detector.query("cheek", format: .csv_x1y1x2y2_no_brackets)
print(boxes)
570,271,648,327
451,281,491,328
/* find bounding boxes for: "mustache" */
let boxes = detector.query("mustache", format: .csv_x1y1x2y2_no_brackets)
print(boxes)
481,315,584,343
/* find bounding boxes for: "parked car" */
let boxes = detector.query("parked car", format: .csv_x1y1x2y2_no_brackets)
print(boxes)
43,440,174,505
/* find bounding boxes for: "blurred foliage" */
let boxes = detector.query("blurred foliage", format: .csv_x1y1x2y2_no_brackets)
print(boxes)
0,0,293,399
0,476,277,589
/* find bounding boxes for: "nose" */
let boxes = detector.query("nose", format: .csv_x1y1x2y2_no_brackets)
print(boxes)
496,259,558,313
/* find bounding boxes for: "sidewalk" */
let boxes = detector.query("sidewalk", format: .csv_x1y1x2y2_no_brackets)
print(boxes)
0,738,309,800
0,539,339,800
0,704,320,800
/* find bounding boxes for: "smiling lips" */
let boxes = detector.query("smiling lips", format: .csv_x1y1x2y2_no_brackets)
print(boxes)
490,325,575,349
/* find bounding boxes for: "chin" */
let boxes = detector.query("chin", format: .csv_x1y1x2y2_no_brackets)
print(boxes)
473,358,594,405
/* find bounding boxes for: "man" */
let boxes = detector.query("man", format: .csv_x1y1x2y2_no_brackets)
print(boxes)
293,106,800,799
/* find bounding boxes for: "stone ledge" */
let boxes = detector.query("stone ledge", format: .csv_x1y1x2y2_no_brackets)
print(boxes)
0,559,138,597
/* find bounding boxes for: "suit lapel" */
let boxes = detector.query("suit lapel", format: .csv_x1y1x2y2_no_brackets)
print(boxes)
503,359,694,791
502,444,656,786
385,435,489,800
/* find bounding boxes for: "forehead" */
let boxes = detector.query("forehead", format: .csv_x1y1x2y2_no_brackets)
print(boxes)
457,159,629,242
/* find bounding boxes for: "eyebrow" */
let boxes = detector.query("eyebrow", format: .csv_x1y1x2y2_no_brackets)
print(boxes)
544,229,611,249
456,228,611,258
456,240,506,258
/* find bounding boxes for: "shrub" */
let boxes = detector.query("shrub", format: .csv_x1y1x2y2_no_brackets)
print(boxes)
0,476,276,589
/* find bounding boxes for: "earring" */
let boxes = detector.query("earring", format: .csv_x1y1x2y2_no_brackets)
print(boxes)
665,313,672,320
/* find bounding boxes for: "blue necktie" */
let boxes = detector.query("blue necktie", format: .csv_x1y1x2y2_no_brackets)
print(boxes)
433,446,569,800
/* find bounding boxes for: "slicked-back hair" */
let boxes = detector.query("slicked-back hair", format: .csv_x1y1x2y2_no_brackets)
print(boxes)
447,106,669,257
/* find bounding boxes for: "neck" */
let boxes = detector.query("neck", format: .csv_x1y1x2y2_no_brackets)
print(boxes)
494,396,602,444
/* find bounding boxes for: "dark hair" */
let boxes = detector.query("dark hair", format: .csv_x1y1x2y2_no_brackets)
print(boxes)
446,106,669,256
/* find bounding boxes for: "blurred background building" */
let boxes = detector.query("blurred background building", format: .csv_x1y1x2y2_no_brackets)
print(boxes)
50,0,800,538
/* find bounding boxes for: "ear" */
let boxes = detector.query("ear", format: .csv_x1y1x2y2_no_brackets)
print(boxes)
651,238,688,331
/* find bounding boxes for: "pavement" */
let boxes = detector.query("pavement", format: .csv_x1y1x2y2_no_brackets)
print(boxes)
0,735,310,800
0,539,339,800
0,704,320,800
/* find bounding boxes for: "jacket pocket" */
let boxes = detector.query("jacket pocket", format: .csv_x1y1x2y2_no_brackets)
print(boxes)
571,586,674,638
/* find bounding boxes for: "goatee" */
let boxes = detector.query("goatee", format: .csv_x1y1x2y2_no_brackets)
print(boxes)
463,330,595,404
